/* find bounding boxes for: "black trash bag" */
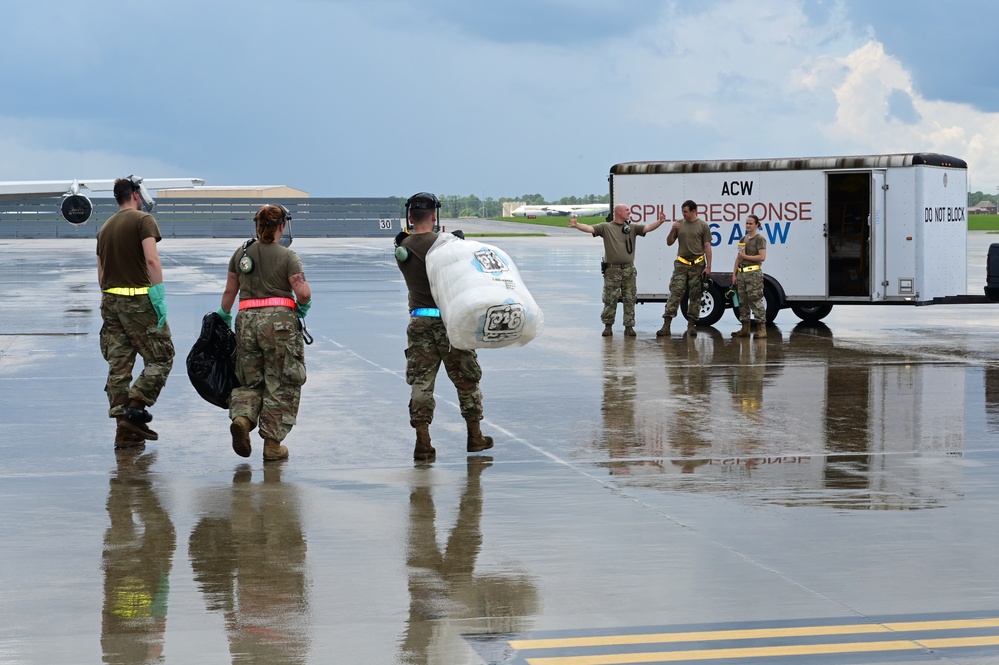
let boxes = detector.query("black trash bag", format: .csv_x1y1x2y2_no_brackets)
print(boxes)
187,312,239,409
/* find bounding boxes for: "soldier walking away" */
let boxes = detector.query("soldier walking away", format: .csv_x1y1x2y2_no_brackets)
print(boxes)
96,176,175,449
569,203,666,337
394,192,494,463
218,204,311,462
657,200,712,337
731,214,768,339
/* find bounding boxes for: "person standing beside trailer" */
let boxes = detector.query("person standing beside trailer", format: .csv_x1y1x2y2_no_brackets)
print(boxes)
731,214,767,338
569,203,666,337
657,200,712,337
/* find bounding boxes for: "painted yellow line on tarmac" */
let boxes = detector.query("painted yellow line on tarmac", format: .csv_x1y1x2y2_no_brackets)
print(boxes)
510,616,999,650
526,636,999,665
506,617,999,664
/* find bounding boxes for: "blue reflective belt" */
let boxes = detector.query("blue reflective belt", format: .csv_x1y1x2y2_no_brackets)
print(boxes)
411,308,441,317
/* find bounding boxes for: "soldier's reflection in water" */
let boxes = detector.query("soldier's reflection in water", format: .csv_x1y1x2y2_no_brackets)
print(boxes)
664,336,713,474
101,450,176,665
601,337,643,466
401,457,539,665
188,464,309,664
729,337,767,465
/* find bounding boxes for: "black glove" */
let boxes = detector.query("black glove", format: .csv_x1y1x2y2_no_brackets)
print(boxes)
451,229,465,240
394,231,408,247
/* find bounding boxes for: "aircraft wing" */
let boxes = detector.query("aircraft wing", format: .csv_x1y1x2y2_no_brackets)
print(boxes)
0,178,205,201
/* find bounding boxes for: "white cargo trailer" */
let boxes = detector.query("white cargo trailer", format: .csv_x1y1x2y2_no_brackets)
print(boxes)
610,153,995,324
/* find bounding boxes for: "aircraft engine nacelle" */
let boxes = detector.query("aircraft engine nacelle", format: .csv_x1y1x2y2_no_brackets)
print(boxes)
61,194,93,225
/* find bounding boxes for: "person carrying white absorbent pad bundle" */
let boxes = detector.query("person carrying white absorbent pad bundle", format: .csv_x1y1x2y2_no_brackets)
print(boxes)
425,233,544,350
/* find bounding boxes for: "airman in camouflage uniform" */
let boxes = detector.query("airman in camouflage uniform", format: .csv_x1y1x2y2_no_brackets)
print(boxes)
395,192,493,463
219,204,311,462
569,203,666,337
732,214,768,339
230,309,307,442
96,177,175,449
658,200,713,337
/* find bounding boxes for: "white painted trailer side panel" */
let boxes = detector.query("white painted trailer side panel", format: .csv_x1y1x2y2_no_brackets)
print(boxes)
616,163,968,303
914,166,967,300
618,171,827,298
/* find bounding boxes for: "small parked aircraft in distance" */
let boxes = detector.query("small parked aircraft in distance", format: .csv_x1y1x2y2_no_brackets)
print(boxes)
511,203,610,218
0,177,205,225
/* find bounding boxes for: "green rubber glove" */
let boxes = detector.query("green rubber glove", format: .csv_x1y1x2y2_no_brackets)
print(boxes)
148,283,167,329
216,306,233,329
296,300,312,318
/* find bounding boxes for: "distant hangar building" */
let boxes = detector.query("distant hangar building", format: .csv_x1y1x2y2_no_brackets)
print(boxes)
0,184,403,239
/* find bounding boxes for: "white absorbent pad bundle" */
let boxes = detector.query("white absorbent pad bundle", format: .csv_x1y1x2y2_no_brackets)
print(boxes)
426,233,544,349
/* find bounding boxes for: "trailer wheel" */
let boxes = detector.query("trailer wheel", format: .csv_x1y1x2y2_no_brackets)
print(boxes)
681,282,725,326
732,283,783,323
791,303,833,323
763,283,781,323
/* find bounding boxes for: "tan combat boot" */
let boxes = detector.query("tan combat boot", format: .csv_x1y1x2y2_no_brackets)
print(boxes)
263,438,289,461
731,321,751,337
656,317,672,337
754,322,768,339
686,320,697,337
414,423,436,462
230,416,253,458
466,420,494,453
602,324,613,337
624,326,636,337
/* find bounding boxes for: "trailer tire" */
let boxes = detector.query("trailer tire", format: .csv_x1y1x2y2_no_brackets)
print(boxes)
791,303,833,323
763,283,781,323
732,283,783,323
681,282,725,326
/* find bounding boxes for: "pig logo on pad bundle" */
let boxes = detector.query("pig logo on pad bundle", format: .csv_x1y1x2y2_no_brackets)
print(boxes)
427,235,543,349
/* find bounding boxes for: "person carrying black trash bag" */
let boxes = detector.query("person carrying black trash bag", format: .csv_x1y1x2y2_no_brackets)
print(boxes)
217,204,311,462
96,176,175,449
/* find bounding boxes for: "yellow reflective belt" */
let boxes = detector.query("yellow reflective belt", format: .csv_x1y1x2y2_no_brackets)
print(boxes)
739,264,762,273
676,255,705,266
103,287,149,296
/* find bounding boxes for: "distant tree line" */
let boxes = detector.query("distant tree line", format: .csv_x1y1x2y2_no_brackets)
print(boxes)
969,191,999,207
397,193,610,218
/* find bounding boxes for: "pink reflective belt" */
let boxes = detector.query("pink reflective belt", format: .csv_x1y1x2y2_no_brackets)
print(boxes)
239,297,297,310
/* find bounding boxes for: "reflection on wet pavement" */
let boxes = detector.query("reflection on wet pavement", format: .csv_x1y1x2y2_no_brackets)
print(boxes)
102,450,175,664
401,456,538,664
188,463,310,664
594,325,966,510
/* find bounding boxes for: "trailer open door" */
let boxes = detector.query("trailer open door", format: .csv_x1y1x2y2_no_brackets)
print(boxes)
827,172,872,298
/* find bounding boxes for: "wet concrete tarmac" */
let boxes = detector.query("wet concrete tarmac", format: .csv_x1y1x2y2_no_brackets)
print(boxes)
3,227,999,664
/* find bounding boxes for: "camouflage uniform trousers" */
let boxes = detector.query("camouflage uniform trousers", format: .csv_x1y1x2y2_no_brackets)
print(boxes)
230,307,307,443
601,264,638,327
663,260,706,320
99,293,175,418
736,269,766,323
405,316,484,427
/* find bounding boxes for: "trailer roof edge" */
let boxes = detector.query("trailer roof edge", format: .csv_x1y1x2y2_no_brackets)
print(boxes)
610,153,967,175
